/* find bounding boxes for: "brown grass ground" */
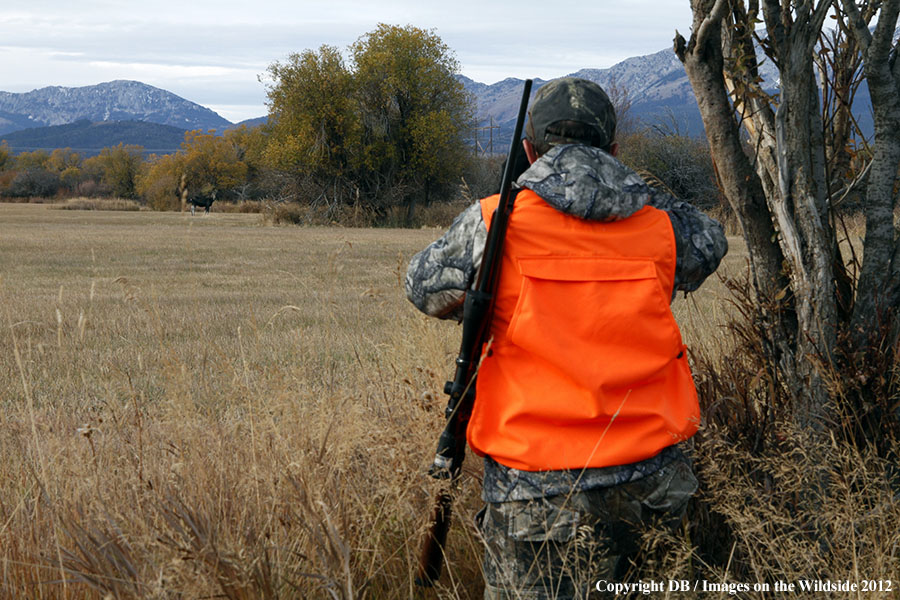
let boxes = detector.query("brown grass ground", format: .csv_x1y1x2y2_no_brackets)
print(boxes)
3,203,894,599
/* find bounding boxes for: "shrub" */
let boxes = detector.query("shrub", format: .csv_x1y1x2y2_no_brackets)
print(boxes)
2,168,61,198
74,179,114,198
669,272,900,587
268,201,306,225
216,200,267,214
53,197,142,211
459,154,507,200
618,130,722,211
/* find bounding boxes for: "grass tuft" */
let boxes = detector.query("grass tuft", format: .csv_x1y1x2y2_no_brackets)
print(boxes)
52,197,143,211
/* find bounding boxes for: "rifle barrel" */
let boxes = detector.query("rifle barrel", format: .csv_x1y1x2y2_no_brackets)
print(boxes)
414,78,533,588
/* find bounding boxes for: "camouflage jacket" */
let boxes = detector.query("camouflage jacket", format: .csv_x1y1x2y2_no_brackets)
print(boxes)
405,144,727,502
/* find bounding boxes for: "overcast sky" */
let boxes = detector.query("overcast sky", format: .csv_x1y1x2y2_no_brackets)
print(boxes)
0,1,695,123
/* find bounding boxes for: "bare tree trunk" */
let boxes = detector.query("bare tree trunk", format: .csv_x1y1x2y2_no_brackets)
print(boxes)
721,1,780,203
766,1,837,425
678,0,844,428
842,0,900,338
405,195,417,226
674,2,787,302
675,0,801,407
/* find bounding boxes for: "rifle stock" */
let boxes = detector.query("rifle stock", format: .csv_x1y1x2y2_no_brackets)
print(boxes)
415,491,452,586
415,78,533,587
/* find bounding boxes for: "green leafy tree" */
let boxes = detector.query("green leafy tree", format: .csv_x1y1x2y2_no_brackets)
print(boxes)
263,24,475,224
265,46,358,177
263,45,362,217
351,24,474,223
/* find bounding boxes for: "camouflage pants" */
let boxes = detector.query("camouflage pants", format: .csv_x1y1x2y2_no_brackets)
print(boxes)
480,456,697,600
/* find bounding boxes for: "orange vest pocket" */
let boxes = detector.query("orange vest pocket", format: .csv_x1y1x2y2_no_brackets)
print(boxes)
506,256,684,396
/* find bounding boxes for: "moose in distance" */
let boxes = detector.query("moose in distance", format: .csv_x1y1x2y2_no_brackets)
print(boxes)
187,191,216,215
179,175,217,216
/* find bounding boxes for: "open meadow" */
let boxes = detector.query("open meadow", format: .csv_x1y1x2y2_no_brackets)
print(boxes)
3,203,896,599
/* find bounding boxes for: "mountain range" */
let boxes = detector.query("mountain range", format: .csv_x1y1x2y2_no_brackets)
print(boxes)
0,39,878,155
459,43,719,147
0,80,231,136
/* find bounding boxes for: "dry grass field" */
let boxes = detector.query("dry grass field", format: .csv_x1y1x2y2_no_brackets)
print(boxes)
1,203,895,599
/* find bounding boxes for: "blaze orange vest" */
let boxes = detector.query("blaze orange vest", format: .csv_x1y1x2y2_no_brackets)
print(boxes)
466,189,700,471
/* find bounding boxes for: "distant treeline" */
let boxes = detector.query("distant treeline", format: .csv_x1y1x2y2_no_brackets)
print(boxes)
0,23,724,226
1,120,188,156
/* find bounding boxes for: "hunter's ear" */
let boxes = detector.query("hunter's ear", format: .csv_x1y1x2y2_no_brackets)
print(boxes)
523,139,539,164
609,142,619,157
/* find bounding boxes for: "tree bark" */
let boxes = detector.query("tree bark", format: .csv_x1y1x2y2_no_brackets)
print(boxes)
679,0,845,428
842,0,900,338
676,1,801,407
675,4,787,303
768,3,837,425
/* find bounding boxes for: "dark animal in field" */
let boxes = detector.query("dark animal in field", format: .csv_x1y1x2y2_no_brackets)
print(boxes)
188,191,216,215
179,174,218,216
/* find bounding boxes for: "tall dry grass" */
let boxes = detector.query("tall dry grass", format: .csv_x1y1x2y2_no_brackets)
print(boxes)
0,203,896,599
51,197,143,211
0,204,478,598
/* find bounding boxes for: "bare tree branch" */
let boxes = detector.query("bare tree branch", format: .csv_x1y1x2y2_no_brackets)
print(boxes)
762,0,788,62
809,0,835,50
831,159,873,208
839,0,874,52
870,0,900,60
696,0,731,51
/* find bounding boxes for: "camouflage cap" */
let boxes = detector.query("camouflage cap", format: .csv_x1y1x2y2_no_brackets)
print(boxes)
525,77,616,151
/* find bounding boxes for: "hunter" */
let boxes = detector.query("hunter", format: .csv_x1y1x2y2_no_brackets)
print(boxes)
406,77,727,598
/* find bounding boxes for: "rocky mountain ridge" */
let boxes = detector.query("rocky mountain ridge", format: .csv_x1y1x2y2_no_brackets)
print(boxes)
0,80,230,137
461,42,787,150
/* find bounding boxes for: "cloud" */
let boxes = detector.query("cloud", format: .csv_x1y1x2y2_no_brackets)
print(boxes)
205,104,268,123
1,0,694,116
86,61,245,79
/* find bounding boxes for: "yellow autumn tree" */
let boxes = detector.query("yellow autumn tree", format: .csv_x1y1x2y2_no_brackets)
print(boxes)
48,148,83,192
351,24,474,223
263,24,475,224
82,144,144,198
138,153,181,210
179,130,248,199
0,141,11,172
138,131,248,210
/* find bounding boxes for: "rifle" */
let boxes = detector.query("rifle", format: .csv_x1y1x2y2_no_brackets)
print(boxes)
415,78,533,587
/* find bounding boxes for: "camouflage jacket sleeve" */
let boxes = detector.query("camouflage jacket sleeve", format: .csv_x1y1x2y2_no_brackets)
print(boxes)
649,189,728,293
405,202,487,321
405,190,727,319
